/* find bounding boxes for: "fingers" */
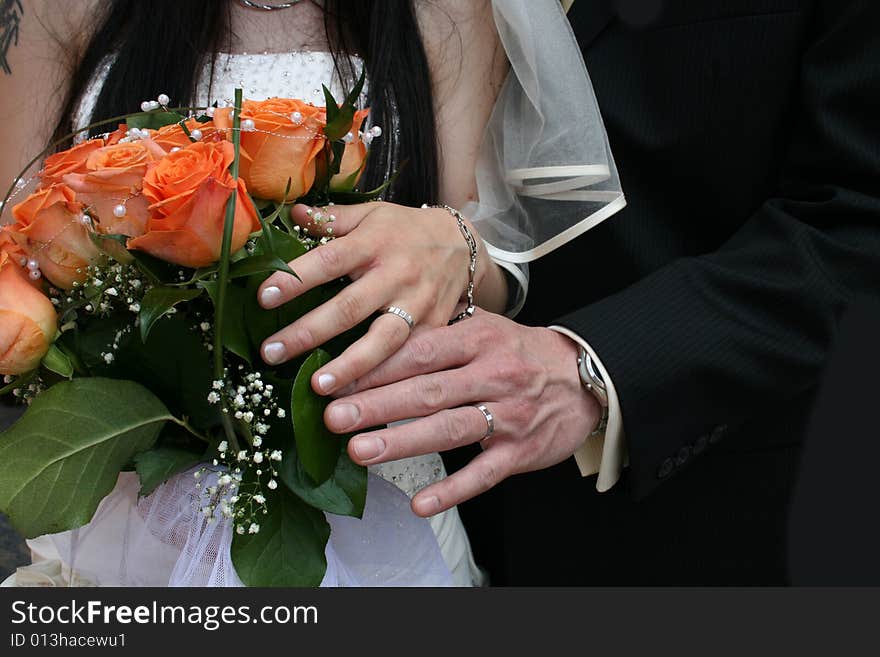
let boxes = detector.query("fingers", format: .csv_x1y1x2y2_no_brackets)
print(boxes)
289,202,377,237
311,312,412,395
324,367,488,433
258,234,369,310
411,444,518,516
347,403,504,465
340,323,477,394
261,272,387,365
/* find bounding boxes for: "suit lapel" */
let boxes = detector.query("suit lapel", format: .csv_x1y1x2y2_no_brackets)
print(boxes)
567,0,615,51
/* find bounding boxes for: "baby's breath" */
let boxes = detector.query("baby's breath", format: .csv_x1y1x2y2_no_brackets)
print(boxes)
194,367,287,534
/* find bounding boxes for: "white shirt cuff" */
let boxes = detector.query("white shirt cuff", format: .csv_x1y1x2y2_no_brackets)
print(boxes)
549,326,627,492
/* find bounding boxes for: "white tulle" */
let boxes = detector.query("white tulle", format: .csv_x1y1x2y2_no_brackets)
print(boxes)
471,0,626,266
21,469,452,587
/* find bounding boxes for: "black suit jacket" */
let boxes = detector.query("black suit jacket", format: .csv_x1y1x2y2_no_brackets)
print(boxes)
455,0,880,584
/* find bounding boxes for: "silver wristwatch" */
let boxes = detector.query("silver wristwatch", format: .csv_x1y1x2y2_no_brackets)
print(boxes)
577,347,609,436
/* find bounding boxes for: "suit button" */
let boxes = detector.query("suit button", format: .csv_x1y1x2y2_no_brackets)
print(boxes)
657,458,675,479
709,425,728,444
675,445,691,467
693,435,709,455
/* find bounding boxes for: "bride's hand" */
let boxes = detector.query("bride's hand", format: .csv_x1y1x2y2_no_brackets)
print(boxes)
257,202,506,395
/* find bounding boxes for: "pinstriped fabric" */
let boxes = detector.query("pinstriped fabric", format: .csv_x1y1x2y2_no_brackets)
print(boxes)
520,0,880,500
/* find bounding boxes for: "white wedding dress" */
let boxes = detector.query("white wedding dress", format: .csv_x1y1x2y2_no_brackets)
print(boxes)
3,51,483,588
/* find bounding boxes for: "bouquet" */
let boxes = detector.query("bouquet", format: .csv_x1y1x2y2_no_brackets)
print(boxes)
0,74,390,586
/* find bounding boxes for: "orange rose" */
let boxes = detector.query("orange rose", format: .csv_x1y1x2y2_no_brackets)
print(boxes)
0,250,57,375
0,227,27,268
329,108,370,191
150,119,223,153
0,227,41,290
215,99,325,202
62,141,163,237
128,140,260,268
11,185,100,290
40,139,104,187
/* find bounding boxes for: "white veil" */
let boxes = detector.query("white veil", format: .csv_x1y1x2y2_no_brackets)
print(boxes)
476,0,625,311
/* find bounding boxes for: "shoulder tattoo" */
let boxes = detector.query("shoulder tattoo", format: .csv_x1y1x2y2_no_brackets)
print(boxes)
1,0,24,75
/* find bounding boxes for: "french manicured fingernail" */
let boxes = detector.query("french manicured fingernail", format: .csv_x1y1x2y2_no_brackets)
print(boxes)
352,436,385,461
260,286,283,308
317,373,336,393
262,342,286,364
328,403,359,430
414,496,441,515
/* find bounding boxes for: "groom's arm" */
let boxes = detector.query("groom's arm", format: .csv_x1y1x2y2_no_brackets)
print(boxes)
558,0,880,499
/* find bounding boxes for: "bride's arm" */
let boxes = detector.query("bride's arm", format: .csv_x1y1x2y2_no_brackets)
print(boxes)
0,1,98,202
419,0,510,312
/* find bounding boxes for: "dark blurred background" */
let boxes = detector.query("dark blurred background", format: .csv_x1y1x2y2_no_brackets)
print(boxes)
0,401,28,580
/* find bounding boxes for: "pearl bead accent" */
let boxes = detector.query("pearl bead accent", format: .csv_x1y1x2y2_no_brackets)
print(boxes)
79,213,91,225
242,118,256,132
190,129,203,141
26,258,39,271
140,101,152,112
343,131,354,143
157,93,170,106
290,111,303,124
28,269,42,281
113,204,127,218
370,126,382,138
170,147,181,153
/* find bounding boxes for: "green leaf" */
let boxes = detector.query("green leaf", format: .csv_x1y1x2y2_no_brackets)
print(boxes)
328,167,400,205
228,254,297,280
201,280,251,363
344,68,367,110
257,179,292,240
139,286,203,342
89,232,134,264
231,483,330,586
134,447,203,497
291,350,340,485
0,378,172,538
126,111,186,131
280,440,366,518
41,344,74,379
329,158,366,193
57,314,219,431
323,69,365,142
323,106,354,143
322,86,340,123
257,224,308,262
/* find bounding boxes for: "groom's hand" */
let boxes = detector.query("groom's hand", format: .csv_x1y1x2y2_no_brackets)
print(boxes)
323,310,601,516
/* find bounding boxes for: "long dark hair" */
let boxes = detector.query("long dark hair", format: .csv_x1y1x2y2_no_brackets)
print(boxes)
52,0,438,206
